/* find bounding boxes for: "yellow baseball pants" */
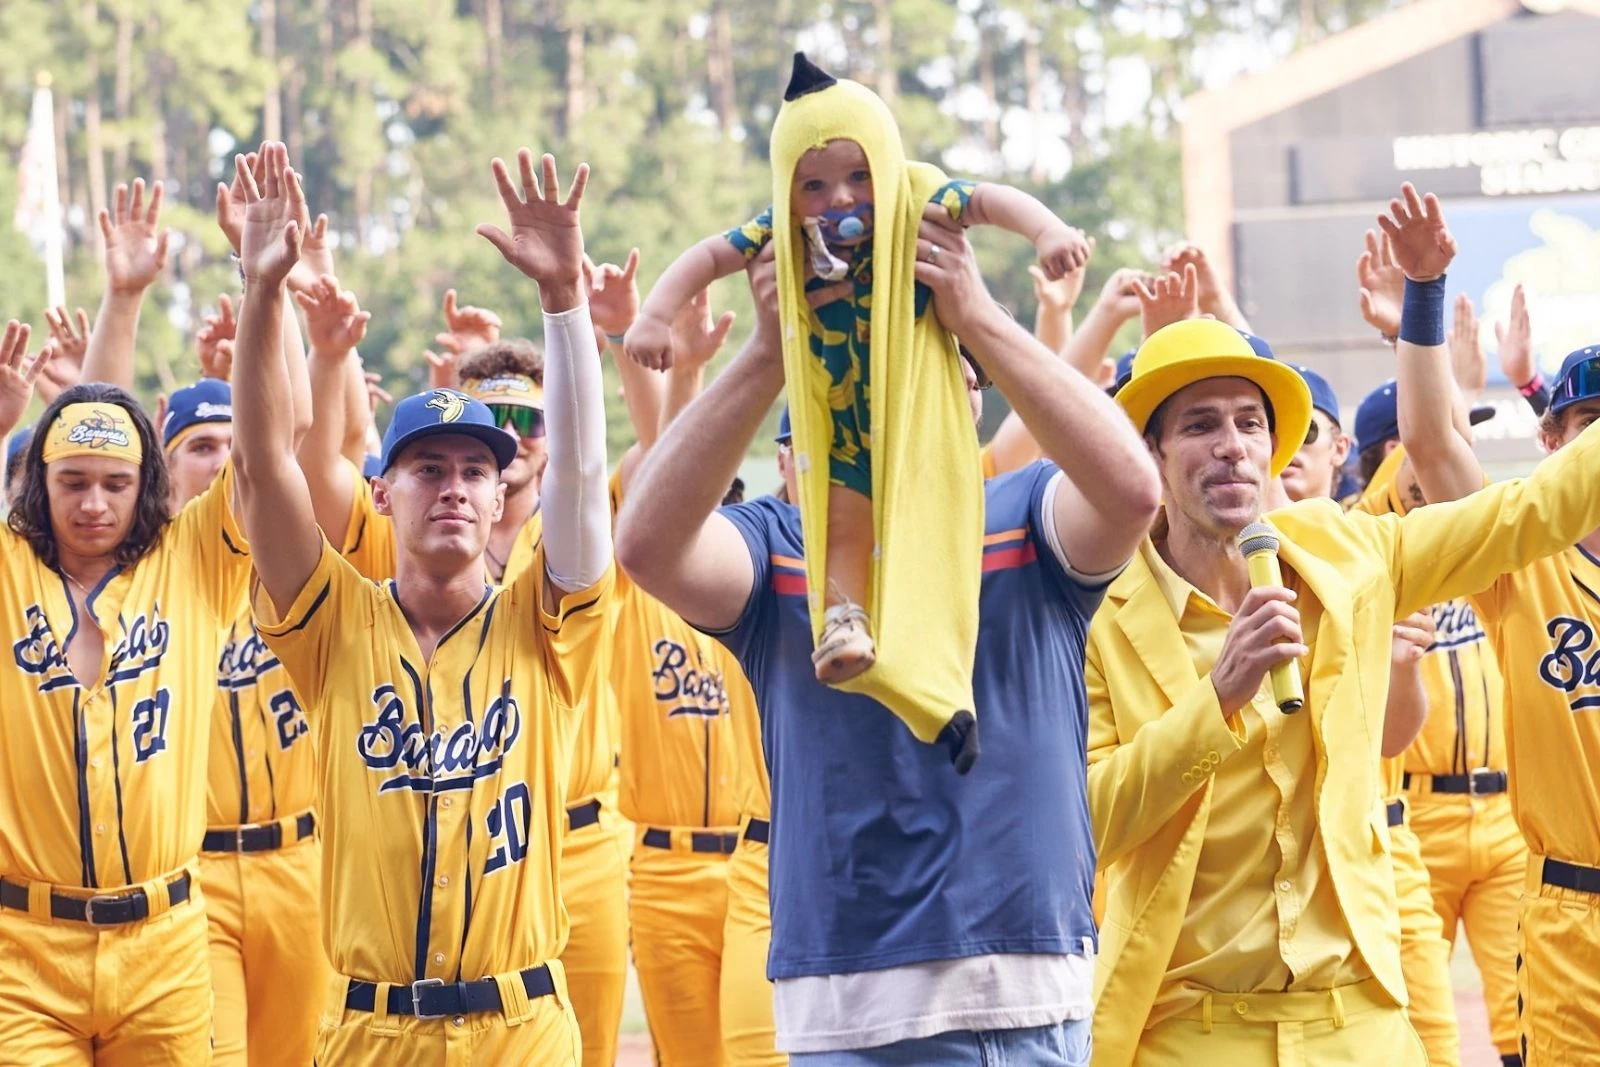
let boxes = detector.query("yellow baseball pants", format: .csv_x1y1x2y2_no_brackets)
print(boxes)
0,873,212,1066
1518,855,1600,1065
201,829,330,1067
1391,807,1462,1066
1137,979,1427,1066
721,822,786,1066
1408,791,1526,1057
310,962,582,1066
557,797,630,1067
631,826,735,1067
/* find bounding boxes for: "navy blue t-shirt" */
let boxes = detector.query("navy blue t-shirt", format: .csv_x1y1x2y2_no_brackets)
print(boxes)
714,461,1104,980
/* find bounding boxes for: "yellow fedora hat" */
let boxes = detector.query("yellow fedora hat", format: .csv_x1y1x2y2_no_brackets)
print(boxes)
1117,319,1312,477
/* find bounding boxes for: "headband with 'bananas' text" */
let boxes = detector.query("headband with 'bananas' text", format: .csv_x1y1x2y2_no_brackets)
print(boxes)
41,402,144,466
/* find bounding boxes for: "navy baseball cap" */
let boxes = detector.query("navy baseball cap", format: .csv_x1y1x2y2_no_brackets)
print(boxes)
1291,365,1341,426
1357,378,1497,453
1550,345,1600,416
5,425,32,476
1240,332,1275,359
162,378,233,450
361,453,384,480
776,407,792,444
1109,349,1138,396
379,387,518,472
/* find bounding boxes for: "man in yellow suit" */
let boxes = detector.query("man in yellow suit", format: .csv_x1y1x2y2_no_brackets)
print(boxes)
1085,193,1600,1066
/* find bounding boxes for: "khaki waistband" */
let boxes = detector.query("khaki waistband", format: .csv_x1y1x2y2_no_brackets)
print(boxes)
1171,977,1393,1030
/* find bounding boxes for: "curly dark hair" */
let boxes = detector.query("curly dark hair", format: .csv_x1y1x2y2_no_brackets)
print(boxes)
459,339,545,386
7,384,173,570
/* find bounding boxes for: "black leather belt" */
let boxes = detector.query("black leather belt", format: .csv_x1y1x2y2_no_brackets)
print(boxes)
346,964,556,1019
567,799,601,832
203,812,316,853
0,871,191,925
1542,858,1600,896
744,818,769,845
642,828,738,854
1386,800,1405,827
1403,770,1507,796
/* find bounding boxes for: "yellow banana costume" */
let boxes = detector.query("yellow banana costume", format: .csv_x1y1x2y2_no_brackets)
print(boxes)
770,54,983,768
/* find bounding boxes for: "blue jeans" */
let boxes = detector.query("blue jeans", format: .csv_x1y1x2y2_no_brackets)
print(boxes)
790,1018,1092,1066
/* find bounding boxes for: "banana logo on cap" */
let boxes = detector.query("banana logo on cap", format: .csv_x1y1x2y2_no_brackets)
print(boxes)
425,388,470,424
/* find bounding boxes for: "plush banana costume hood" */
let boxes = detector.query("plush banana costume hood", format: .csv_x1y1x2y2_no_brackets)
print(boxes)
771,53,982,768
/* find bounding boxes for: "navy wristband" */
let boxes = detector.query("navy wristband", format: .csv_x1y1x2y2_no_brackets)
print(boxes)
1398,275,1446,347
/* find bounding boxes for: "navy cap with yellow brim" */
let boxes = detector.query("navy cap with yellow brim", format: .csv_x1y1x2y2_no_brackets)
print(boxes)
379,387,518,473
1117,318,1313,478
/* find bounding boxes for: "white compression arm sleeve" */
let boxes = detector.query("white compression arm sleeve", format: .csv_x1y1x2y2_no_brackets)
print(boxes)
539,303,612,591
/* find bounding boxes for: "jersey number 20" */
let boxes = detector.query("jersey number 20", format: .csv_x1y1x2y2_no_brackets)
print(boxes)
484,782,531,875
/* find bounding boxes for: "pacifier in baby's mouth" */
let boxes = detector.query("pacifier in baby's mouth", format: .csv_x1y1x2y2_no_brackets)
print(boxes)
818,204,874,246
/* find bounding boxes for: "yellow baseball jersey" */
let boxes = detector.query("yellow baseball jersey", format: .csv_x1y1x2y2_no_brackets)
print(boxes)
207,594,316,827
0,467,248,888
1471,545,1600,868
338,476,615,804
254,537,613,981
1354,448,1507,779
611,474,742,829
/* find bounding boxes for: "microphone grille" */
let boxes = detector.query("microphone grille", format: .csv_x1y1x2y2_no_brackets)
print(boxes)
1237,521,1279,557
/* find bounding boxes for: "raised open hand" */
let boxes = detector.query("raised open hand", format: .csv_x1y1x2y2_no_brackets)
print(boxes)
196,294,238,381
237,142,305,288
287,214,335,295
434,289,501,357
670,289,736,372
32,342,80,406
1356,229,1405,337
585,249,641,338
44,306,90,367
1029,259,1088,314
1449,294,1487,401
294,275,371,356
1096,268,1148,323
477,150,588,305
1163,242,1235,320
1494,284,1535,388
1135,264,1199,339
365,370,393,413
99,178,171,295
1377,183,1457,284
216,151,262,255
0,321,44,437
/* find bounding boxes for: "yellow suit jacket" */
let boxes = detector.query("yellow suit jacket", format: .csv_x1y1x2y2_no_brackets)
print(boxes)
1084,420,1600,1067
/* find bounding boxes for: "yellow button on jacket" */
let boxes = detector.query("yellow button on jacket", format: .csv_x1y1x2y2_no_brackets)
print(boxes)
1084,419,1600,1067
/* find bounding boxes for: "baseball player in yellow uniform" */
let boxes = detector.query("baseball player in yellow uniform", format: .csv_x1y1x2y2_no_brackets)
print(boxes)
1356,439,1525,1066
231,142,612,1065
0,322,252,1064
610,464,745,1066
154,378,331,1067
295,272,629,1066
1453,346,1600,1064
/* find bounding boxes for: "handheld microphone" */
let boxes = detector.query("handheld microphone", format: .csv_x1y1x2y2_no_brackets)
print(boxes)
1236,521,1305,714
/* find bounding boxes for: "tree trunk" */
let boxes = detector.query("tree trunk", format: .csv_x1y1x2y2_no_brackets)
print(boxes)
977,10,1000,156
484,0,504,108
563,21,585,135
1024,31,1044,181
284,67,305,165
83,2,108,246
873,0,895,103
708,3,736,132
317,0,334,86
53,84,74,247
262,0,281,141
112,8,134,177
353,0,373,246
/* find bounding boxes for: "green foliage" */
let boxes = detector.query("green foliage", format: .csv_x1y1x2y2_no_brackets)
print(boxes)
0,0,1410,458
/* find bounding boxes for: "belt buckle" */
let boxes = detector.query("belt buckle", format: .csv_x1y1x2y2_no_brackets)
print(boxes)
410,977,448,1019
83,894,124,926
1469,768,1496,796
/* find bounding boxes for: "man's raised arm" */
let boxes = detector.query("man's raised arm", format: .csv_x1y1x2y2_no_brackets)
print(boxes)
81,178,169,389
229,144,323,615
476,150,610,605
615,253,783,632
916,205,1161,576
